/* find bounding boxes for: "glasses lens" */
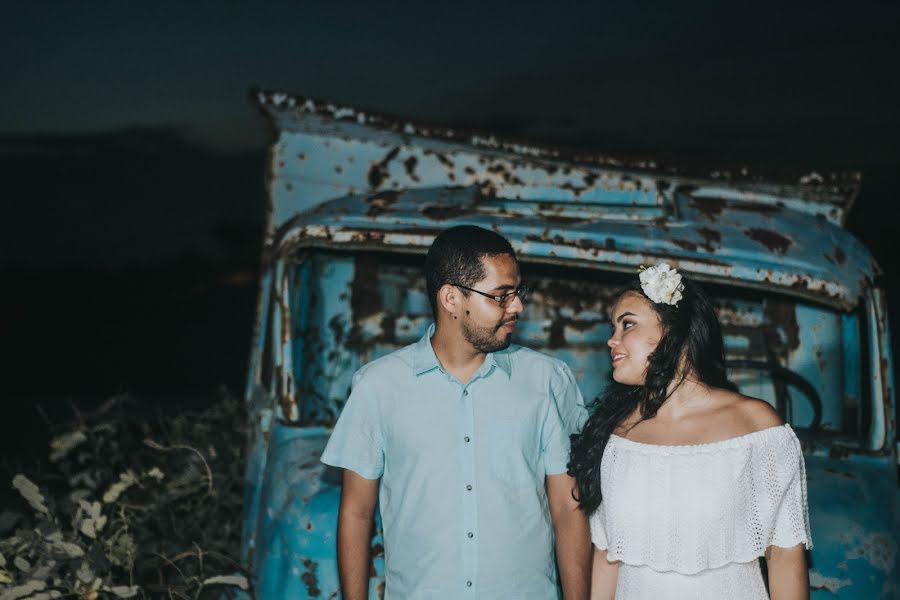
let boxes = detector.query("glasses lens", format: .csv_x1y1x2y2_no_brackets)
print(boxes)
517,285,529,303
501,286,528,307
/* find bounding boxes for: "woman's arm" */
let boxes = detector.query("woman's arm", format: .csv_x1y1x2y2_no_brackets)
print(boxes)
590,547,619,600
766,543,808,600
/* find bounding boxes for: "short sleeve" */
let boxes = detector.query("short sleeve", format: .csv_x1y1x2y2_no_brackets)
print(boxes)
540,362,588,475
767,429,813,550
320,368,385,480
589,503,609,550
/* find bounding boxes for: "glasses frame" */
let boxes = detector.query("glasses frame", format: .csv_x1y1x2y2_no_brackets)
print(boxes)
452,283,529,307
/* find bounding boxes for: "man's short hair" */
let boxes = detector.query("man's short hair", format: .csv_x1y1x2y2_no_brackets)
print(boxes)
424,225,516,317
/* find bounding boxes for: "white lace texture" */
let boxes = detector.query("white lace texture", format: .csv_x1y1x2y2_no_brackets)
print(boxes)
590,424,812,575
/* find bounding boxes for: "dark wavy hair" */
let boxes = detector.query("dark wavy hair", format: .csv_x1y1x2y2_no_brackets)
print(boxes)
567,275,729,514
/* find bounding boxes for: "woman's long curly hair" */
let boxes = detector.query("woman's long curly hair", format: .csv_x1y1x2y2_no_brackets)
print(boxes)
567,275,729,514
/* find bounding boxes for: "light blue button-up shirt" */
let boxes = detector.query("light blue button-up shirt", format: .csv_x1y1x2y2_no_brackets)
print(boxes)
321,324,587,599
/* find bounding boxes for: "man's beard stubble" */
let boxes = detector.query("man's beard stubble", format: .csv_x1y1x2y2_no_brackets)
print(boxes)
461,316,514,353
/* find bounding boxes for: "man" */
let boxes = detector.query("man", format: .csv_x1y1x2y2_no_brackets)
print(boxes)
320,225,591,599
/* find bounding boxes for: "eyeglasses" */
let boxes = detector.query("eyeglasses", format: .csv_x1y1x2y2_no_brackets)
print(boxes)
453,283,529,308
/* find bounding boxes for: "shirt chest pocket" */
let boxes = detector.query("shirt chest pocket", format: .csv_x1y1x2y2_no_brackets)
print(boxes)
489,417,539,487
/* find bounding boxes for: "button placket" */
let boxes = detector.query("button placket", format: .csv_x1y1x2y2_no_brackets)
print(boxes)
460,381,478,595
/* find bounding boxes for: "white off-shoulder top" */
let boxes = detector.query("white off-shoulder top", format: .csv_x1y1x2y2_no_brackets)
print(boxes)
590,424,812,599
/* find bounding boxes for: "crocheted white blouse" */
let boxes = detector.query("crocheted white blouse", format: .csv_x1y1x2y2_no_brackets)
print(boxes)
589,424,812,599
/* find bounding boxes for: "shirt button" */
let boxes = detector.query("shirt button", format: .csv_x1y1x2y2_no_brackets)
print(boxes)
464,436,470,443
467,531,474,538
463,390,469,396
466,581,472,587
466,484,472,491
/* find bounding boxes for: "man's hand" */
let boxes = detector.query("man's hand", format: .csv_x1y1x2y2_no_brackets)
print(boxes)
337,469,379,600
547,473,592,600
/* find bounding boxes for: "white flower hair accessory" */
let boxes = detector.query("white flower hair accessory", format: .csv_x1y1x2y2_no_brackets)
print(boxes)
638,262,684,306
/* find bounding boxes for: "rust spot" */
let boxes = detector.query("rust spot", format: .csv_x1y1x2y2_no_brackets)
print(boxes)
560,182,586,197
541,214,585,225
651,217,670,231
745,228,793,254
697,227,721,252
731,202,784,216
367,146,400,189
421,205,476,220
403,155,419,182
275,365,295,422
328,314,344,345
369,543,385,578
834,245,847,264
764,300,800,352
301,558,321,597
366,190,400,217
351,254,381,320
690,196,726,221
348,230,387,244
547,320,566,349
672,239,698,252
435,152,454,169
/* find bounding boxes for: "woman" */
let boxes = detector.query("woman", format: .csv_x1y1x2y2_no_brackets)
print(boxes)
569,263,811,599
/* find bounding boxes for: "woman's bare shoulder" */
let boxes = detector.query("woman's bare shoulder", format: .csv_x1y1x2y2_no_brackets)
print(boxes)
710,388,784,432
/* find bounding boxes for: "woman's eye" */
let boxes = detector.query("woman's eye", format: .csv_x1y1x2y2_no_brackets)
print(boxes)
622,321,634,330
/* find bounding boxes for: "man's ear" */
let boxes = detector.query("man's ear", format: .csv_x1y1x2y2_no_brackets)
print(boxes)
438,283,461,318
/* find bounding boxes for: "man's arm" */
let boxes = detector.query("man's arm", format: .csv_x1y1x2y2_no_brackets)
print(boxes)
337,469,379,600
547,473,592,600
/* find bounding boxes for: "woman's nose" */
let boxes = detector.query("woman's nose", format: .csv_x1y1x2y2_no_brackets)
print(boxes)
607,335,619,349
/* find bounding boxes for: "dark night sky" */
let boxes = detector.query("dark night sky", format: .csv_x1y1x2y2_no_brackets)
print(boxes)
2,2,899,267
1,2,899,455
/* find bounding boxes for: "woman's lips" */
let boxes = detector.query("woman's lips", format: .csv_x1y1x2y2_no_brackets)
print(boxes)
611,353,625,366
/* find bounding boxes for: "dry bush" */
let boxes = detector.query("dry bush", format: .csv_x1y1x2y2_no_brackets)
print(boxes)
0,390,252,600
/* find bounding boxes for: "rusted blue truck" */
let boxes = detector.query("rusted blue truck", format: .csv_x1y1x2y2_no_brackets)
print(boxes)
240,90,898,599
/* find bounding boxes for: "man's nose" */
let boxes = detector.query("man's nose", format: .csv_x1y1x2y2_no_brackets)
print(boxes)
506,294,525,314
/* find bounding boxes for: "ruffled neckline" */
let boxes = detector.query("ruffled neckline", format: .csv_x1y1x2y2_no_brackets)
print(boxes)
608,424,793,455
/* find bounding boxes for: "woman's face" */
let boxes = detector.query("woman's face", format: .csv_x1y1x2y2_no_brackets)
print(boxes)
607,291,664,385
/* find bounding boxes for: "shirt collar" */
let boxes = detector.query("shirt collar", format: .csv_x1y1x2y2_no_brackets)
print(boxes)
413,323,512,379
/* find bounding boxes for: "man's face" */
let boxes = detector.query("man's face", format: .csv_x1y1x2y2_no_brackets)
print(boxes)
460,254,524,353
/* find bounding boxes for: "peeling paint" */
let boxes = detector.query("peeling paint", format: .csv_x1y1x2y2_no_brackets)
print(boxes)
745,228,793,254
809,570,852,593
244,89,897,600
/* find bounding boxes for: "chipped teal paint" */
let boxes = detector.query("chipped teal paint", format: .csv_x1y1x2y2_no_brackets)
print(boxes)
272,187,874,311
805,456,899,599
242,91,898,599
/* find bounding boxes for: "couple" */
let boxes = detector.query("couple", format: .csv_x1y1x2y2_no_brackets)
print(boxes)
321,226,812,599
